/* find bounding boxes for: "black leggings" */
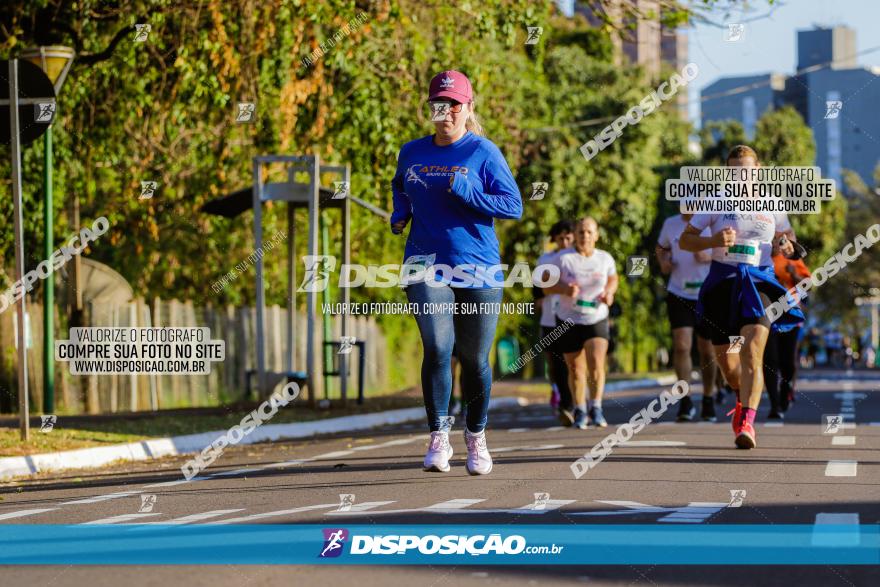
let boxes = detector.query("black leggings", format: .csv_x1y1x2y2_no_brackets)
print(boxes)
542,326,573,411
763,326,801,411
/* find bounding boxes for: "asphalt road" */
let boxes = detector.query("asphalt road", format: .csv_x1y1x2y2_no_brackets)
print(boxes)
1,369,878,586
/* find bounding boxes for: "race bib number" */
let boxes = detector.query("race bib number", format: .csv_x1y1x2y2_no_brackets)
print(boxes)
683,280,704,294
400,254,436,285
574,297,599,315
723,239,760,266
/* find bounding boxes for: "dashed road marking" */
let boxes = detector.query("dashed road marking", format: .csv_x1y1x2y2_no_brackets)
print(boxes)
658,502,728,524
312,450,355,459
62,490,143,505
572,501,727,524
423,498,486,511
831,436,856,446
812,513,860,546
337,499,487,516
507,428,529,433
206,503,339,525
0,508,57,521
80,513,163,525
133,509,245,526
825,460,858,477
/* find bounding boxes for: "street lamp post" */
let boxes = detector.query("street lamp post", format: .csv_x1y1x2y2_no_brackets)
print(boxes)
20,46,74,415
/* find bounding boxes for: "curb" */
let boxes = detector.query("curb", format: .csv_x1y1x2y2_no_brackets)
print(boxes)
0,396,527,481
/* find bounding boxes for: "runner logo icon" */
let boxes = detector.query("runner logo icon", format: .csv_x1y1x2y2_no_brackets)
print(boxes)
35,102,56,123
298,255,337,292
728,489,746,507
525,27,543,45
627,256,648,277
320,528,349,558
530,182,548,200
406,164,428,188
824,101,843,120
39,415,57,433
727,336,745,354
824,414,843,434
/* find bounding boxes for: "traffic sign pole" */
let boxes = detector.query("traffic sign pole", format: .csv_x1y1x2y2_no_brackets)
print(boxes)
8,59,30,441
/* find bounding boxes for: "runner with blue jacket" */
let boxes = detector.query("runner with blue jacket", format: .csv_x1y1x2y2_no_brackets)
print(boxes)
680,145,803,449
390,70,522,475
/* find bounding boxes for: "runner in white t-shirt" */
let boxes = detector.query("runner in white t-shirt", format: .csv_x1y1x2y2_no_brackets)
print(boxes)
679,146,802,450
544,217,618,429
656,213,717,422
533,220,575,425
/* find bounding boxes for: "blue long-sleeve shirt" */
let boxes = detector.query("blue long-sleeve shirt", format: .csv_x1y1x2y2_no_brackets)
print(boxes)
390,131,522,287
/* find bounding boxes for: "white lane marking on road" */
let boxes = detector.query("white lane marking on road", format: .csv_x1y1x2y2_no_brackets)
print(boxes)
134,509,245,526
206,503,340,525
831,436,856,446
812,513,860,546
618,440,686,447
327,499,485,517
544,426,565,432
312,450,355,459
423,499,486,511
507,428,529,433
259,458,315,470
655,422,675,426
763,422,784,427
0,508,58,521
571,500,725,523
833,393,866,399
335,501,396,513
80,513,163,525
825,460,858,477
512,499,576,514
142,477,210,488
570,501,669,516
493,444,564,453
62,490,143,505
658,503,728,524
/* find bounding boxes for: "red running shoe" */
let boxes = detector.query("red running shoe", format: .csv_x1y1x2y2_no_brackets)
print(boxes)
735,421,757,449
726,401,743,433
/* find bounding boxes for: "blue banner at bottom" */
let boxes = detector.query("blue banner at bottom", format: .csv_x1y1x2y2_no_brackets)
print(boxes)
0,524,877,565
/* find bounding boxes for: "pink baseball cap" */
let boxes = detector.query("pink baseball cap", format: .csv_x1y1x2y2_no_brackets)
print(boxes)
427,70,473,103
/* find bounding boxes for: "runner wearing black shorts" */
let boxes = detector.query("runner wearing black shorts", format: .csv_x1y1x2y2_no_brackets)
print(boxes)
543,217,618,430
657,213,717,421
680,145,804,450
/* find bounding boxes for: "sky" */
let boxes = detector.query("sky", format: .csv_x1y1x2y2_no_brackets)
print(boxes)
687,0,880,125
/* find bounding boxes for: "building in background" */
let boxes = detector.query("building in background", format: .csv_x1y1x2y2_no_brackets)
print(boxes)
702,26,880,187
568,0,689,118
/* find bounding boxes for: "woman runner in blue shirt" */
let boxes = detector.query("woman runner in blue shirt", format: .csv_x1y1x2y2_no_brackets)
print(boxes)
390,70,522,474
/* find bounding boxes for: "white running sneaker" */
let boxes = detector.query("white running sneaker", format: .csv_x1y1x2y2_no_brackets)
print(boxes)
423,431,453,472
464,429,493,475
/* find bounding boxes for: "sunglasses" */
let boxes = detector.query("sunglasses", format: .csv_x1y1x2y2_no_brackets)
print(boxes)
428,100,464,114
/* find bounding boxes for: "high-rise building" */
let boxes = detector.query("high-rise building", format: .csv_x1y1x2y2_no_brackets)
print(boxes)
702,26,879,187
574,0,689,117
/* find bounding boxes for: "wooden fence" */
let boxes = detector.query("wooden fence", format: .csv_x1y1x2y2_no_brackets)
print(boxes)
0,298,387,414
